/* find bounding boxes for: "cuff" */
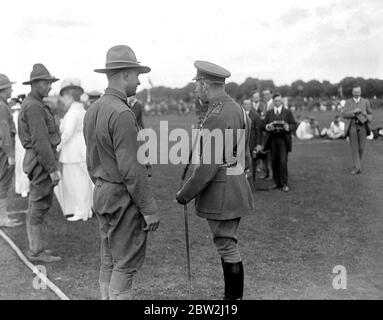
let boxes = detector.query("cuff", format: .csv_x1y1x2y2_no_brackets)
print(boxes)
140,197,158,216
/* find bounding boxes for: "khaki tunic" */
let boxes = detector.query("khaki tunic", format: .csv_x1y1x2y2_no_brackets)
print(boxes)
178,93,254,220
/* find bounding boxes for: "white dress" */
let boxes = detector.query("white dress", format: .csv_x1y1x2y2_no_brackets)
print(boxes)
12,109,30,197
54,102,94,220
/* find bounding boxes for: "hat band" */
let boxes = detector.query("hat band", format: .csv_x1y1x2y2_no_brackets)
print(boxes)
105,61,143,69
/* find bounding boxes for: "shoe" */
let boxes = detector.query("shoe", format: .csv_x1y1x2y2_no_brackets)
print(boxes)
27,250,62,263
67,215,83,222
268,184,281,190
350,169,361,175
221,259,244,300
282,185,290,192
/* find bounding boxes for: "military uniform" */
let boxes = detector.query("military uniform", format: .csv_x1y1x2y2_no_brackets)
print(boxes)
0,73,22,228
177,61,254,300
18,63,61,262
0,97,16,200
18,92,61,224
85,45,157,300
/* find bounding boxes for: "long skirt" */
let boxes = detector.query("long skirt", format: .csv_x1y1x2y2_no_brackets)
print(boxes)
15,136,30,197
54,162,94,220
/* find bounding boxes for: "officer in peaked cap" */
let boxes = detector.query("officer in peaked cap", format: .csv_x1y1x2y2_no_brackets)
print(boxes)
176,61,254,300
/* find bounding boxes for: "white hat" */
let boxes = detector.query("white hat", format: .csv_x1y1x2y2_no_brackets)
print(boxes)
59,78,84,96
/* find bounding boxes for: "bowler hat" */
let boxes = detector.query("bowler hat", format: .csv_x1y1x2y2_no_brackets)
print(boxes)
0,73,15,90
94,45,151,74
22,64,59,85
59,78,84,96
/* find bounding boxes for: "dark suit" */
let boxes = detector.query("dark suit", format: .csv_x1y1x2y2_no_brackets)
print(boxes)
248,109,263,152
263,107,297,187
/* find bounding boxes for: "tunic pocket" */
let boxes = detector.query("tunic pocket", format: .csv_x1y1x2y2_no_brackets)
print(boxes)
196,168,226,214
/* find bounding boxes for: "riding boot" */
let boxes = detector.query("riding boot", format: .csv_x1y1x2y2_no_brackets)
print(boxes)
221,259,244,300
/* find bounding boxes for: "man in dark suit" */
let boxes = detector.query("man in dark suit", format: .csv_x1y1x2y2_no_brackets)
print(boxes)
341,85,372,174
263,93,297,192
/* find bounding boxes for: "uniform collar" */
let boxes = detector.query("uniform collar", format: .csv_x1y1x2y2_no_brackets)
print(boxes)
104,87,128,103
28,91,44,103
209,92,231,108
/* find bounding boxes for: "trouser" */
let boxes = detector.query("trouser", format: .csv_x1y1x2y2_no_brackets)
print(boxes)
270,137,288,186
24,156,54,253
348,124,367,170
93,179,147,299
0,149,13,200
207,218,241,263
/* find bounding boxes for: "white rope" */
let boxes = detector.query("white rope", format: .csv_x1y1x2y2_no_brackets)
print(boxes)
0,228,70,300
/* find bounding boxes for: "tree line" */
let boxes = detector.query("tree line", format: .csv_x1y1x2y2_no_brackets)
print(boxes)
137,77,383,103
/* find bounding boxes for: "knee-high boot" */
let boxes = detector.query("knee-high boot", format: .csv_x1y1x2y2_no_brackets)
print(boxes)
221,258,244,300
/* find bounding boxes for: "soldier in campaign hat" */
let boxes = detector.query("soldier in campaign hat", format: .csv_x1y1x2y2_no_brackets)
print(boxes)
84,45,159,300
176,61,254,300
18,64,62,263
0,73,22,227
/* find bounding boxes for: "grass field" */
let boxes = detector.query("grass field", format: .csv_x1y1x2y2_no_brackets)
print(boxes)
1,109,383,300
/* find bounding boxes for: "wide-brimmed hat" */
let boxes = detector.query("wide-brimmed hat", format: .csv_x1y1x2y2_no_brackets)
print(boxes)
0,73,15,90
94,45,151,74
59,78,84,96
22,63,59,85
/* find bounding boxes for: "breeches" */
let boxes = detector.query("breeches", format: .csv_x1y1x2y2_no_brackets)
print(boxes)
207,218,241,263
26,161,54,225
93,179,147,294
0,150,13,199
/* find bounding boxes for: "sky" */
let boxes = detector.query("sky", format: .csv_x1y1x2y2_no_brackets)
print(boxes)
1,0,382,96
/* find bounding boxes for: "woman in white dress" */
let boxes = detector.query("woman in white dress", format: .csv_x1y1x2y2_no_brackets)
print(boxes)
54,79,93,221
11,102,30,197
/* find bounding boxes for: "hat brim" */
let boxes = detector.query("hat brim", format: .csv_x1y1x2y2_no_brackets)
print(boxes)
94,65,151,74
0,82,16,90
59,85,84,96
22,78,59,85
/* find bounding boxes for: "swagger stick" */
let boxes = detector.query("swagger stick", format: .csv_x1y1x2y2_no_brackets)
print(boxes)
180,125,201,299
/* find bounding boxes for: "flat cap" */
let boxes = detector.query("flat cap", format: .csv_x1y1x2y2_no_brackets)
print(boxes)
193,60,231,84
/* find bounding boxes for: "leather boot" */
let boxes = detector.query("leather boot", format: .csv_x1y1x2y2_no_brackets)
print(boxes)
0,198,22,228
26,223,61,263
99,282,110,300
221,259,244,300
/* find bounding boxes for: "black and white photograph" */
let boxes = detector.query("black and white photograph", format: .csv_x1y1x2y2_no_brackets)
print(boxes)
0,0,382,308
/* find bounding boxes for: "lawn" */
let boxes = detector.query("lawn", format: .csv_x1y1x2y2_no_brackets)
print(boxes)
1,109,383,300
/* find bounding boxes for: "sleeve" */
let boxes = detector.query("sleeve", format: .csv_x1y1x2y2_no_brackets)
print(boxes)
0,106,15,158
57,110,77,151
111,110,158,216
25,104,57,173
178,113,226,204
287,111,298,132
366,100,372,122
